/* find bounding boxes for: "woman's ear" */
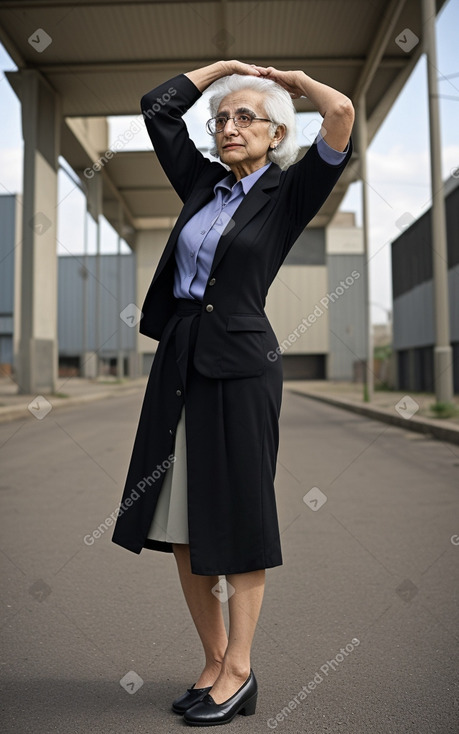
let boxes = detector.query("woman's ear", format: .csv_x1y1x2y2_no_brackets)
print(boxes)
272,123,286,147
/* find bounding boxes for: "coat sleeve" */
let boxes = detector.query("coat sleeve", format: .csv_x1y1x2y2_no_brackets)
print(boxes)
140,73,224,203
281,136,353,231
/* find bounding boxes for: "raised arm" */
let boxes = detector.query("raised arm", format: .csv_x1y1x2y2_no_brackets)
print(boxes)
141,61,264,203
252,65,354,152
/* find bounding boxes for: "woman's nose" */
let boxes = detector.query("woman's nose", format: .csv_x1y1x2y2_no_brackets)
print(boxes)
223,117,238,133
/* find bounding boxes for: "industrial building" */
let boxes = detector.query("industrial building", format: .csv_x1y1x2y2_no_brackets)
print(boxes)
391,175,459,393
0,193,366,381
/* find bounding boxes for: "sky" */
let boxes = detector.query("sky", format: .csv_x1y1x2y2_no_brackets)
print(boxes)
0,0,458,325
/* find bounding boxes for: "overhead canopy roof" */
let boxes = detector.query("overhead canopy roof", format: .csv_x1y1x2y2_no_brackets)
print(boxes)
0,0,447,240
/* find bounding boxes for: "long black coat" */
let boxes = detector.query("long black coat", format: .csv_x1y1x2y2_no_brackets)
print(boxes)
111,73,352,574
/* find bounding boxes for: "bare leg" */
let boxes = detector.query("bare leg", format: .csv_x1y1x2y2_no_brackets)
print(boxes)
173,543,228,687
208,568,265,704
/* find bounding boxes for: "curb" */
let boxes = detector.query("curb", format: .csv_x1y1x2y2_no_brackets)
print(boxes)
0,385,144,424
287,389,459,446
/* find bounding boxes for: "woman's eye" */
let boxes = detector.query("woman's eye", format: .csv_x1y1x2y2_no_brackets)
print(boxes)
238,115,251,123
216,117,227,125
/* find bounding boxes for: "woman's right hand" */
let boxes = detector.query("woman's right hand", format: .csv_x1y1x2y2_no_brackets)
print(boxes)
186,60,261,92
220,60,262,77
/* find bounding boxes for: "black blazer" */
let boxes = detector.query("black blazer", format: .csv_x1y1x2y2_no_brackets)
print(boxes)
139,73,353,379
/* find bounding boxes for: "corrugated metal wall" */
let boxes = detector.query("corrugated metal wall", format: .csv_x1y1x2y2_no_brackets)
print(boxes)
58,253,136,355
0,195,16,365
265,252,367,380
391,179,459,392
265,266,329,355
326,254,367,380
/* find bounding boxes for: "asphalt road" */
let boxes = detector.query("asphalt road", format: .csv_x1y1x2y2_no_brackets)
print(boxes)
1,387,458,733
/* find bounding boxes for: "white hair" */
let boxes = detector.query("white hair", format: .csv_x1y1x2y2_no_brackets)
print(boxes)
206,75,300,170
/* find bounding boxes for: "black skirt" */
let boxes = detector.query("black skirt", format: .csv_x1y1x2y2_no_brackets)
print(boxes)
111,298,284,575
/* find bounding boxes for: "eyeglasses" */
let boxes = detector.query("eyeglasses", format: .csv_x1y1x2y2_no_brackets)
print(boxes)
206,113,273,135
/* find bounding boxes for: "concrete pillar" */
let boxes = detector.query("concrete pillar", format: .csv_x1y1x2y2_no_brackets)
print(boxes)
355,99,373,402
422,0,454,403
135,229,171,373
116,209,125,380
80,172,103,379
15,70,60,394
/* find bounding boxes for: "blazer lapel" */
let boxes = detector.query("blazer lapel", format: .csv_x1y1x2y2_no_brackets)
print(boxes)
151,161,282,285
210,163,281,273
209,162,282,274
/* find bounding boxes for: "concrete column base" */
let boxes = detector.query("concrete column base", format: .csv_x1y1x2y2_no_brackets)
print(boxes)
127,351,140,379
434,346,454,403
81,351,98,379
17,338,57,394
116,351,124,379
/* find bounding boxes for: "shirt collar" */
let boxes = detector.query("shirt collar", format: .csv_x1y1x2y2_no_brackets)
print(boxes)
214,161,272,196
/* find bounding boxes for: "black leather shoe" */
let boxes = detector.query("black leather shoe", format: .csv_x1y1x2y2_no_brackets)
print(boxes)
183,669,257,726
172,684,212,714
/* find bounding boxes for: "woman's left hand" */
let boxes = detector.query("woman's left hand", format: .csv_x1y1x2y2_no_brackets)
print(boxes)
251,65,305,99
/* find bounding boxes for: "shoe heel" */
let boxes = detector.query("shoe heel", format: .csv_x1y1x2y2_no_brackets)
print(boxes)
239,692,257,716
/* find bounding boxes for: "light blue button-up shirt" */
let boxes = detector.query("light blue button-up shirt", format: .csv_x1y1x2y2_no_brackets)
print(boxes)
173,135,348,301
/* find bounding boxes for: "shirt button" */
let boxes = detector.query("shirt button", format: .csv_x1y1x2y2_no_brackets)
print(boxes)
208,278,216,286
176,389,182,396
200,230,206,235
205,304,214,312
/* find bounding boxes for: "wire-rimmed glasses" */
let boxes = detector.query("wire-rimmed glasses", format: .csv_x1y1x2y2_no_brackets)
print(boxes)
206,113,273,135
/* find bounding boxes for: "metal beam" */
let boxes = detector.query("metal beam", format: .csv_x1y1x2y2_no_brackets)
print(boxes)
353,0,407,102
30,58,406,75
367,49,422,141
0,0,305,6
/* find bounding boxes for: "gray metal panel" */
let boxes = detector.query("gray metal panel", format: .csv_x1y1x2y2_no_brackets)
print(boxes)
0,317,14,333
0,195,16,315
58,257,84,353
58,253,136,355
326,254,367,380
392,283,435,349
0,336,13,364
391,179,459,298
449,264,459,342
393,265,459,350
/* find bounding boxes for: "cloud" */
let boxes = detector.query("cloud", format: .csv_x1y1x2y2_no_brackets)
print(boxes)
367,143,459,248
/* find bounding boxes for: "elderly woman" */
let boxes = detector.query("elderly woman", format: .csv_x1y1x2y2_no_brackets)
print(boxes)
112,59,353,726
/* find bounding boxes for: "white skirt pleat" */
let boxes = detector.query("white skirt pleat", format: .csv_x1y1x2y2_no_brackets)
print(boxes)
147,406,189,544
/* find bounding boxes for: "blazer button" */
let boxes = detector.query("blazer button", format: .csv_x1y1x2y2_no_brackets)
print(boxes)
176,389,182,396
208,278,216,286
205,304,214,312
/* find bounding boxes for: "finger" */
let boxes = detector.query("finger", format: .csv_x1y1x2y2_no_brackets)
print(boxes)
238,62,261,75
251,64,268,74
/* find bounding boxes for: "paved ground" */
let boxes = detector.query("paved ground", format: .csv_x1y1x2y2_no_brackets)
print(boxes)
1,385,458,733
2,375,459,445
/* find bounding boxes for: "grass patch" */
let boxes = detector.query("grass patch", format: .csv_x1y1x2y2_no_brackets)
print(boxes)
428,401,459,419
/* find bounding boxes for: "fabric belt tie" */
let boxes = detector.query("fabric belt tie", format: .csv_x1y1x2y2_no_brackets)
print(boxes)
173,298,203,390
174,297,203,316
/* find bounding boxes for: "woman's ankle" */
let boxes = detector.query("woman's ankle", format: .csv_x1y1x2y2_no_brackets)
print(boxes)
195,657,224,687
219,658,251,681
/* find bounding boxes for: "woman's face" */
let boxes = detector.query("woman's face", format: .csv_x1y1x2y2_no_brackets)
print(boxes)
214,89,282,178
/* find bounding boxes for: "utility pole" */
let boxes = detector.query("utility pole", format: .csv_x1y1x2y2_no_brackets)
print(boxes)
422,0,454,403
